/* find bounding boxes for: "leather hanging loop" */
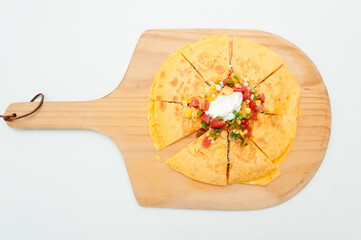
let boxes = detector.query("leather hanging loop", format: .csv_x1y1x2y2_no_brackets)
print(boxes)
0,93,44,122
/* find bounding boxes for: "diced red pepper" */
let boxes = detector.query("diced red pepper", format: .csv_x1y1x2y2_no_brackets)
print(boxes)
250,112,258,120
196,129,207,138
260,93,265,103
200,112,211,124
249,101,257,110
203,101,210,111
222,79,228,86
210,119,226,129
188,97,199,108
243,91,251,101
202,137,212,148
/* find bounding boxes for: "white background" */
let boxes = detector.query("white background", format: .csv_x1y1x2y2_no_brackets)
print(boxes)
0,0,360,239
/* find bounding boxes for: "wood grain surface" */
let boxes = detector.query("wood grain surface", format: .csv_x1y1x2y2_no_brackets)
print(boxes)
4,29,331,210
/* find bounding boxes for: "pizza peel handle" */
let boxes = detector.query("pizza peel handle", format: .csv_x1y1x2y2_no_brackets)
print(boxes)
4,100,106,131
3,92,146,151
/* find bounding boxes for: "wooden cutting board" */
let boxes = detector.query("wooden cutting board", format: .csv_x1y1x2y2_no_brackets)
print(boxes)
4,29,331,210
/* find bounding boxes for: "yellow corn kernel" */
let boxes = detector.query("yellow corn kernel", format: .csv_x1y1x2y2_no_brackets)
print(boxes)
245,108,251,114
241,102,248,118
234,83,240,88
185,108,193,118
239,130,245,137
236,119,241,125
206,89,218,102
255,100,261,106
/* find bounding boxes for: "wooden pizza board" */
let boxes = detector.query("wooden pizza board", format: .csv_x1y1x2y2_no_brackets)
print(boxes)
4,29,331,210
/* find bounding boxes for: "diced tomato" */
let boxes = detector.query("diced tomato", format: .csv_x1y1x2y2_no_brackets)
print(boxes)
233,88,242,92
249,101,257,110
210,119,226,129
242,120,249,129
202,137,212,148
260,93,265,103
239,83,248,93
204,101,210,111
222,79,228,86
188,97,199,108
243,91,251,101
228,70,233,77
196,129,207,138
251,112,257,120
200,112,211,124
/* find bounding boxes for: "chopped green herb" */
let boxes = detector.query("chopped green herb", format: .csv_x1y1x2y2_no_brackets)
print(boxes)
227,78,235,86
236,115,242,120
251,88,257,93
230,132,242,140
232,75,239,81
255,94,261,99
240,125,245,130
246,115,251,120
232,110,240,118
212,128,220,134
201,120,208,129
241,138,245,145
231,123,237,129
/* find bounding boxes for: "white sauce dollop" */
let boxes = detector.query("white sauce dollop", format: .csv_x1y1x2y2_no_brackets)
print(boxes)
205,92,243,121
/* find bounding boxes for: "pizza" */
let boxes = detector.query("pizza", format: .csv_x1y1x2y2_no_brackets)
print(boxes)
148,35,301,186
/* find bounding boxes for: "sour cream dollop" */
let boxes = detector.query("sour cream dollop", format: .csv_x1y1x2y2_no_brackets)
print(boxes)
205,92,243,121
